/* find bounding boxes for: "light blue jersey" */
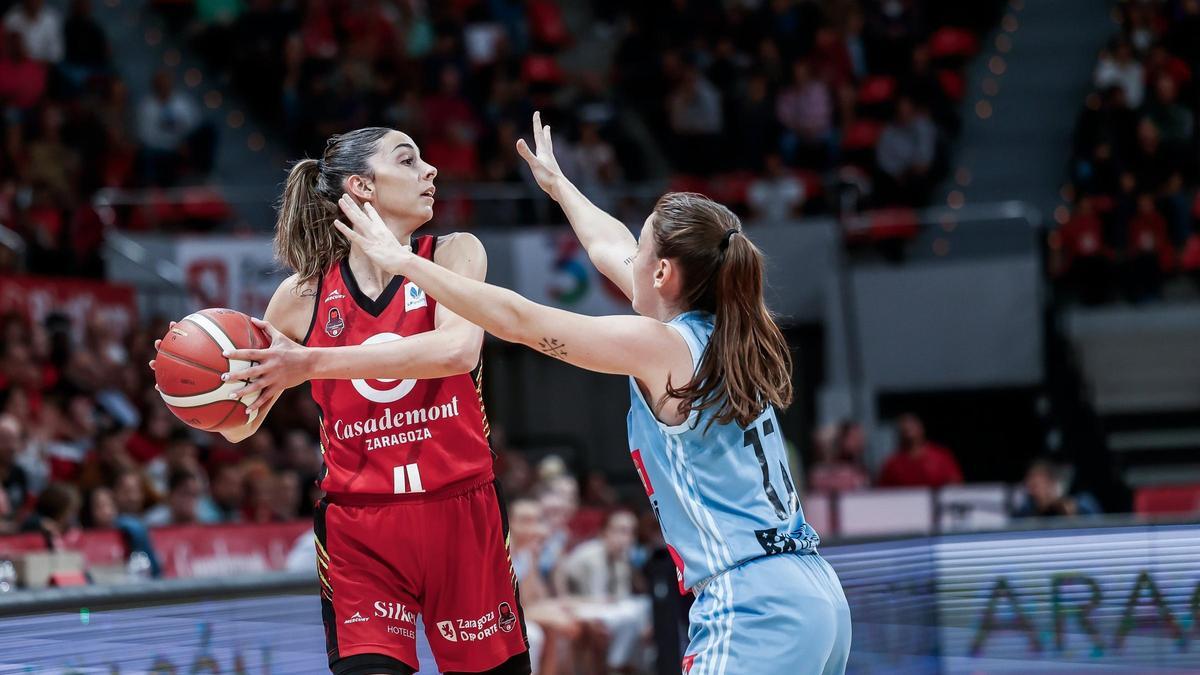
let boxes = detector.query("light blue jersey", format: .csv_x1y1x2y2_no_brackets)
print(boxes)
627,310,851,675
627,311,819,590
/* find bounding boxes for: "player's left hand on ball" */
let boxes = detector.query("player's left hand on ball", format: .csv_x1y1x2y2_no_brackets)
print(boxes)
333,194,414,275
222,317,306,412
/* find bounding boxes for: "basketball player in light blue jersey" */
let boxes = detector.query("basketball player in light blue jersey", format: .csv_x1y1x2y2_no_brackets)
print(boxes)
328,112,852,675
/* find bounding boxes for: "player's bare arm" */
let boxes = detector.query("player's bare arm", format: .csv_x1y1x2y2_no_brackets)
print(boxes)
334,196,693,421
517,111,635,301
223,232,487,412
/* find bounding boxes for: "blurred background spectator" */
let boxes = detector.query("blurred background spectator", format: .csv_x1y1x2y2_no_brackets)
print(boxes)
878,413,963,488
1014,458,1102,519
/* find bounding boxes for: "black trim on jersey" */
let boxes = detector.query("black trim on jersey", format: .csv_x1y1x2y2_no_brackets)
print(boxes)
340,235,426,317
331,653,415,675
315,500,340,663
301,274,323,346
445,652,531,675
490,479,532,657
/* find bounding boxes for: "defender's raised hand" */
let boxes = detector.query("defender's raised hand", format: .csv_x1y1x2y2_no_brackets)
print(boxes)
516,111,567,200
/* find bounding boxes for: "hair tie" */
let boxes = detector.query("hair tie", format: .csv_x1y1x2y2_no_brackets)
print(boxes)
720,228,741,251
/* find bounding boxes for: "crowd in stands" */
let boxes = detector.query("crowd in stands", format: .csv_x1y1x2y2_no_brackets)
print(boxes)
0,0,219,279
1053,0,1200,304
0,308,326,572
807,412,964,492
156,0,1001,226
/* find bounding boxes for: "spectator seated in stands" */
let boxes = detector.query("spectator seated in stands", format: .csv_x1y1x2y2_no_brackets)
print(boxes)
1123,193,1175,302
809,420,871,494
748,153,806,222
878,413,963,489
61,0,109,88
553,509,651,674
1054,196,1115,305
3,0,62,64
509,497,583,675
776,59,835,169
1094,39,1144,109
136,69,212,187
21,481,80,549
667,59,724,176
1014,458,1102,519
0,414,30,534
875,95,937,206
0,31,48,110
143,468,203,527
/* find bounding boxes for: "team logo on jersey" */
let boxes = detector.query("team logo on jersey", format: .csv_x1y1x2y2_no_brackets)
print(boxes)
404,282,427,312
324,288,346,303
437,620,457,642
325,307,345,338
351,332,418,403
754,527,798,556
497,602,516,633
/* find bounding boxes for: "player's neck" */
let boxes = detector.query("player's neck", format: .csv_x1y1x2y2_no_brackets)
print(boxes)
346,243,407,298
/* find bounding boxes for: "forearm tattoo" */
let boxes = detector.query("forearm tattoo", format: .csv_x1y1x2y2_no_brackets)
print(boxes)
623,256,634,266
539,337,568,360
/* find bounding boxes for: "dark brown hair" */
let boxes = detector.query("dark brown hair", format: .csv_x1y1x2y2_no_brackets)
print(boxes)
275,127,392,283
653,192,793,428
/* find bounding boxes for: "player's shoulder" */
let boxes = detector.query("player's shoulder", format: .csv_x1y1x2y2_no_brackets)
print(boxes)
264,273,319,341
433,232,487,279
434,232,486,259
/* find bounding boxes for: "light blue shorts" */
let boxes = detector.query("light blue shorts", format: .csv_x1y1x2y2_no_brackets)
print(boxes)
685,553,851,675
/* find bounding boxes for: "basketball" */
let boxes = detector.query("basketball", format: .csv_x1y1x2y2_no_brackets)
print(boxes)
154,308,269,431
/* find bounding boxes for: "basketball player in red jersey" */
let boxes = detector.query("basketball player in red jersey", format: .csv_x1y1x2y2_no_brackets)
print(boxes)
153,128,530,675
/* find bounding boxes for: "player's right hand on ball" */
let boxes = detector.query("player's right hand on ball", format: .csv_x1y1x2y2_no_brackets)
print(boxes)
221,317,307,413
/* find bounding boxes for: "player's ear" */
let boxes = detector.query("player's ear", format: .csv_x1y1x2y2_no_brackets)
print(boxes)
653,257,671,290
346,174,374,202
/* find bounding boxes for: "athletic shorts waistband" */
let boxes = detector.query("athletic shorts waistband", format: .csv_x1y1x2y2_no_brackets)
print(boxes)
691,549,820,595
323,475,495,506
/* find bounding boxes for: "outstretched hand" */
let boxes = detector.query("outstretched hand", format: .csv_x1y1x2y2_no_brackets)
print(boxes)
516,111,567,200
333,194,415,276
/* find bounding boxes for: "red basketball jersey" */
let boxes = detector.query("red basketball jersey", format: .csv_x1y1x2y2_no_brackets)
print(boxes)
303,235,493,497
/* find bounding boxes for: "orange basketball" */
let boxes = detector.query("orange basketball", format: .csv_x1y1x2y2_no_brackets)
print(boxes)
154,308,269,431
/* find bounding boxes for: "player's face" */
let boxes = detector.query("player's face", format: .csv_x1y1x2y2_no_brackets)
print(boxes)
365,130,438,228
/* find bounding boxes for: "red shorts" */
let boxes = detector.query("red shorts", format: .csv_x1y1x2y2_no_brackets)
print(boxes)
316,478,530,673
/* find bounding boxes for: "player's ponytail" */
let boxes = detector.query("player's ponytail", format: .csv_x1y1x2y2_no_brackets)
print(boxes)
274,127,391,283
653,193,793,429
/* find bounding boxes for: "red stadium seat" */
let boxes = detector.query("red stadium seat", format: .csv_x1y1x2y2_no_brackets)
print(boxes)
841,120,883,152
857,76,897,106
936,69,966,101
667,175,711,197
1181,235,1200,271
527,0,570,48
521,54,565,85
928,27,979,60
794,169,824,200
708,171,756,207
1134,484,1200,515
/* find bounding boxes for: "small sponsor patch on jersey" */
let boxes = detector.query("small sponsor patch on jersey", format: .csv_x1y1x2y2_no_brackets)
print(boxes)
325,288,346,303
404,282,427,312
325,307,345,337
